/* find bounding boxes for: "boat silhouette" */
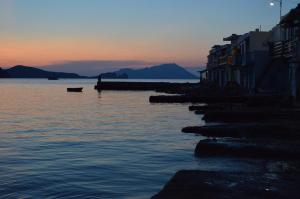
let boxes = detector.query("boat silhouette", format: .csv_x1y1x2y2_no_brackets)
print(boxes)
67,87,83,92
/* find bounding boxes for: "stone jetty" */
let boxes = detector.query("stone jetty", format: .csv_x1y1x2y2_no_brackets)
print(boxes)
202,109,300,123
152,98,300,198
149,95,246,103
152,169,300,199
182,124,300,140
93,78,300,198
94,81,199,93
189,104,225,111
195,138,300,159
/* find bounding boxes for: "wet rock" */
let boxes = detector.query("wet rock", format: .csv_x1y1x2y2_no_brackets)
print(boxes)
182,124,300,140
189,104,225,112
246,95,293,108
203,110,300,123
149,95,246,104
149,95,198,103
152,170,300,199
195,139,300,160
94,82,199,93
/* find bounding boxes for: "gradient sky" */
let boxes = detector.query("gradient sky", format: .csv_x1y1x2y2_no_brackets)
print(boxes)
0,0,299,74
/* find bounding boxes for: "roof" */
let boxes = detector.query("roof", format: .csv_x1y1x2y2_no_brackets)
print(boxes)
280,3,300,26
212,45,221,49
223,34,240,42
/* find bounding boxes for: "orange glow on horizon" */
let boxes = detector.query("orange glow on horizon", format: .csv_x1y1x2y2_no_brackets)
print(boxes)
0,36,207,67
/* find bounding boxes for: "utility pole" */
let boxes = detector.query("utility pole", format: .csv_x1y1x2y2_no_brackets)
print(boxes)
279,0,283,21
270,0,283,22
270,0,283,39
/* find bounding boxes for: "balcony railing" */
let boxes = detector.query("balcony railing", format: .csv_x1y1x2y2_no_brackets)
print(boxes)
218,55,228,66
271,40,298,59
207,55,236,69
284,40,297,58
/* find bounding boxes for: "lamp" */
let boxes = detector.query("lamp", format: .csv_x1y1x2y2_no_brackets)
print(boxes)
269,0,283,21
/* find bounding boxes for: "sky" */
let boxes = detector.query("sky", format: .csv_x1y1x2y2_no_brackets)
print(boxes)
0,0,299,75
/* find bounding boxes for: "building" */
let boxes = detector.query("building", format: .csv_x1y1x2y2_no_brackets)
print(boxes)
205,3,300,99
206,44,232,88
259,3,300,98
236,30,270,92
206,29,270,92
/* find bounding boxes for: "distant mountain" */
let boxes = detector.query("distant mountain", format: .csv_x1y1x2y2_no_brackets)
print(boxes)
0,67,9,78
186,66,204,78
100,72,128,79
0,64,198,79
114,63,198,79
2,65,84,78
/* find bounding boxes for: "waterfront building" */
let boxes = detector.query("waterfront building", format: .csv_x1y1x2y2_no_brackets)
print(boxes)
206,30,270,92
206,44,231,88
259,4,300,98
205,3,300,98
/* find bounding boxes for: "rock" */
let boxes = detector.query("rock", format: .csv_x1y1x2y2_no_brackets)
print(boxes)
94,82,199,92
149,95,246,104
189,104,225,112
152,170,300,199
182,124,300,140
149,95,197,103
203,110,300,123
195,139,300,160
246,95,293,108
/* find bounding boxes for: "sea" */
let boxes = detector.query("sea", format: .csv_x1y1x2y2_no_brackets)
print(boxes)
0,78,206,199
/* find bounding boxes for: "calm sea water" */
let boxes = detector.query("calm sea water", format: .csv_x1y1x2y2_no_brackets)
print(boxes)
0,79,205,199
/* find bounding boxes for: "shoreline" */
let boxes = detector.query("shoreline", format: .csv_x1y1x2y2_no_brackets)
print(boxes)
152,103,300,198
94,80,300,198
129,81,300,198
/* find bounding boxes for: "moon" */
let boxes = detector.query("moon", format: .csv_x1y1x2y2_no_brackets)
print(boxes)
270,2,275,6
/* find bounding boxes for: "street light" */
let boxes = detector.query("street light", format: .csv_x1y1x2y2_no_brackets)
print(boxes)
270,0,283,22
270,0,283,40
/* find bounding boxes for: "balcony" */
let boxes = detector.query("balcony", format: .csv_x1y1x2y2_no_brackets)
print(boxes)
218,55,228,66
284,40,298,58
270,40,298,59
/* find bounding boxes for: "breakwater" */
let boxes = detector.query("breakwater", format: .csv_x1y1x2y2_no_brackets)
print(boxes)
151,95,300,198
95,81,199,93
94,80,299,198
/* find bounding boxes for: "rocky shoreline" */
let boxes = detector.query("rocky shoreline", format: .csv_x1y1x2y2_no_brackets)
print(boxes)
152,168,300,199
94,80,300,198
149,91,300,198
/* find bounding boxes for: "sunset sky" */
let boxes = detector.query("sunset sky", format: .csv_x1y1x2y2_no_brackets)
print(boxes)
0,0,299,75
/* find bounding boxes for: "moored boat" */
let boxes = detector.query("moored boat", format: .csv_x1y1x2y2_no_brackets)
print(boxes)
67,87,83,92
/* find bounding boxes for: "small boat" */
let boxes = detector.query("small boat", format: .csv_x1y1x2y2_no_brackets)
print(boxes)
67,87,83,92
48,77,59,80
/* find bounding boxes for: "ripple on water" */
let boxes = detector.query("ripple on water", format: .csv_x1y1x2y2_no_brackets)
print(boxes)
0,79,205,198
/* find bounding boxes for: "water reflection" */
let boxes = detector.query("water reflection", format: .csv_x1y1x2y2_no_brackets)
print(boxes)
0,79,203,198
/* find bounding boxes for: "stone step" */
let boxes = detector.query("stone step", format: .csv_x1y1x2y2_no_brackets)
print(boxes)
195,139,300,160
203,110,300,123
182,124,300,140
152,170,300,199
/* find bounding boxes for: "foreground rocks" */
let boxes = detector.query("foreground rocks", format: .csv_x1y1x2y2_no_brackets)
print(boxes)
203,110,300,123
149,87,300,198
194,138,300,159
94,81,199,93
182,124,300,140
152,169,300,199
149,95,246,103
189,104,226,112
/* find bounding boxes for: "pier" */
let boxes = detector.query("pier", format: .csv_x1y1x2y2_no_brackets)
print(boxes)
94,81,200,93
